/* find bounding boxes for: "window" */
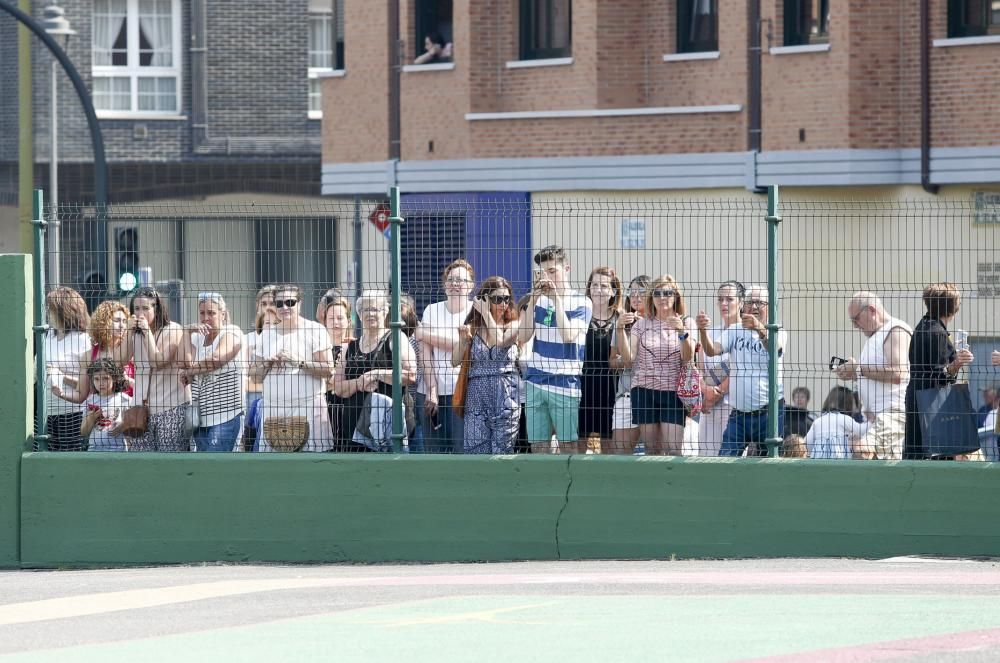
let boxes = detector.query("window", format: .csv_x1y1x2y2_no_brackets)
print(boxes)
949,0,1000,38
414,0,453,63
92,0,181,114
308,0,344,117
783,0,829,46
519,0,571,60
677,0,718,53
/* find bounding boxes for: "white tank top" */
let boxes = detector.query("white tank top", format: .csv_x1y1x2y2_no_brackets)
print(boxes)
858,316,911,415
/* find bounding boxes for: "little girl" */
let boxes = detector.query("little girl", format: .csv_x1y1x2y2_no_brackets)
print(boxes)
81,358,132,452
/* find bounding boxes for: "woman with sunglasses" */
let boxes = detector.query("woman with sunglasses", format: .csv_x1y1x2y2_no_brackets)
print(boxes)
453,277,521,454
122,286,190,451
250,284,335,452
619,275,696,456
332,290,416,451
608,275,651,454
579,266,623,453
181,293,244,452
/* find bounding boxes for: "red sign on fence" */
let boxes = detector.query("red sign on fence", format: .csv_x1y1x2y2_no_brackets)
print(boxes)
368,204,391,239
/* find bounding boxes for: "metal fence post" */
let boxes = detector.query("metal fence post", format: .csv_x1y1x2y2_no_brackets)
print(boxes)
31,189,49,451
388,186,404,453
765,185,783,457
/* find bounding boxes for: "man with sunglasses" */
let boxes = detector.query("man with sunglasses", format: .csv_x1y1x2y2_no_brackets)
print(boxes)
697,284,785,457
834,291,912,460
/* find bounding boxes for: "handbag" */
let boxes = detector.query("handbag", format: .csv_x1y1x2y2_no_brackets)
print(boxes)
263,416,309,452
915,382,980,457
676,357,703,416
119,370,152,438
452,343,472,418
186,398,201,437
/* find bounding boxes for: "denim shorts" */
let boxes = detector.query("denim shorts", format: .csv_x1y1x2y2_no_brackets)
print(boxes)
631,387,685,426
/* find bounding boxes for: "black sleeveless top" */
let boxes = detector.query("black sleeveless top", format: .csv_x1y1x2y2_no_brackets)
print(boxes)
341,333,393,436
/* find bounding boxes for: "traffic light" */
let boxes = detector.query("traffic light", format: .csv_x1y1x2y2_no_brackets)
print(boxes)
115,227,140,294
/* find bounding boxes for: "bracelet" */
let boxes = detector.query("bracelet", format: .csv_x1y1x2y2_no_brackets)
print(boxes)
678,332,690,341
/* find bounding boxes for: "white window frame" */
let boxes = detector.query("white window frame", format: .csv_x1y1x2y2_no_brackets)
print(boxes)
92,0,183,117
308,1,342,119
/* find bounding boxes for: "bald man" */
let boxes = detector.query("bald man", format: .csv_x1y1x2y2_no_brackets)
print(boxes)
835,292,912,460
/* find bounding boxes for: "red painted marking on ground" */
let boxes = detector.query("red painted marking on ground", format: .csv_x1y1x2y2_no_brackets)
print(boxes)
742,626,1000,662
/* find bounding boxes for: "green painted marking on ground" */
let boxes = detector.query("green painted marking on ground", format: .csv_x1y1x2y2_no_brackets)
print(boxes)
5,594,1000,662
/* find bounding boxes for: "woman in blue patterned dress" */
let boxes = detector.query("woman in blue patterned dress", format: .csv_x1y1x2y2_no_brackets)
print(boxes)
452,276,521,454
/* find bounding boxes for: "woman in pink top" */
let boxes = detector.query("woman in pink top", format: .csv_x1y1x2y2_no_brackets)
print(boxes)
620,275,696,455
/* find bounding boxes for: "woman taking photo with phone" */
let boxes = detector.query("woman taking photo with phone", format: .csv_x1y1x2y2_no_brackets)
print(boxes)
608,275,650,454
618,275,696,456
453,277,521,454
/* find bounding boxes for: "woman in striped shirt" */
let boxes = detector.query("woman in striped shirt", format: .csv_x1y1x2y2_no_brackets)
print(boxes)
620,275,696,456
181,293,245,452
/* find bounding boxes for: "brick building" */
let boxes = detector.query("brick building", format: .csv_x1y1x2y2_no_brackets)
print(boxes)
321,0,1000,192
320,0,1000,411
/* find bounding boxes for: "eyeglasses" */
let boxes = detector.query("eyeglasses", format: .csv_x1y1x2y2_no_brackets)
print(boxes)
651,289,677,298
489,294,512,305
445,278,471,285
360,307,384,315
274,299,299,309
745,299,768,309
198,291,223,301
850,307,867,324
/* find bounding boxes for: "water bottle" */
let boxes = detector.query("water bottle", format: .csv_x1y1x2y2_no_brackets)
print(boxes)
955,329,969,352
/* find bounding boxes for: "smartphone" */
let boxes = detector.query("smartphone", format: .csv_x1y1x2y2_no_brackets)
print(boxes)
429,412,443,432
829,356,848,371
955,329,969,352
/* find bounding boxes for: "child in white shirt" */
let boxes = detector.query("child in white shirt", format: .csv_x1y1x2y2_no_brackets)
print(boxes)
81,358,132,452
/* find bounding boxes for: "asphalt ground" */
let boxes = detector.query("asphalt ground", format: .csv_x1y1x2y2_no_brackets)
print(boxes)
2,558,1000,662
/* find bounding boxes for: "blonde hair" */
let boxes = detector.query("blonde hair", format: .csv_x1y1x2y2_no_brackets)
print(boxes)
356,290,389,312
87,300,129,351
782,434,807,459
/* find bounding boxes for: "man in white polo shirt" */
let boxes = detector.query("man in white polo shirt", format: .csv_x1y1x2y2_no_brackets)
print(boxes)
697,284,786,457
835,291,911,460
518,245,592,454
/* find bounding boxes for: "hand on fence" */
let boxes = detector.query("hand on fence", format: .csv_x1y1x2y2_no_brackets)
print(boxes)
185,323,211,338
835,357,859,381
662,314,685,332
695,310,711,330
458,324,473,343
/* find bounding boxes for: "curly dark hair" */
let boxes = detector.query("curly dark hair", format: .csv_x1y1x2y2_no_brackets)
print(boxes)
86,358,128,394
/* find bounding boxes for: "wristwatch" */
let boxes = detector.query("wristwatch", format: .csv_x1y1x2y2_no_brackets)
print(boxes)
678,332,690,341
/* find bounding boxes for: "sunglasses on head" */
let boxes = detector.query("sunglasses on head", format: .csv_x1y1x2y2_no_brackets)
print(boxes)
274,299,299,309
489,294,512,305
651,289,677,298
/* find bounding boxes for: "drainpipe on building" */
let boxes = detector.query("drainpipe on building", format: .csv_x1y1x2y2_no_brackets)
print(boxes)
387,0,402,169
920,0,938,194
189,0,321,156
747,0,764,192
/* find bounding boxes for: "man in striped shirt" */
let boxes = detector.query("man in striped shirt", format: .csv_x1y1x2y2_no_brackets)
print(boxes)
518,245,593,454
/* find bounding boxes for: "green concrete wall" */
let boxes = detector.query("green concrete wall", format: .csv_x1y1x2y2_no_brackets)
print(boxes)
18,453,1000,567
0,255,31,568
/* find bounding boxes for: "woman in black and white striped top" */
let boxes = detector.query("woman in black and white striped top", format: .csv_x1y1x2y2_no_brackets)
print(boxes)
181,292,245,452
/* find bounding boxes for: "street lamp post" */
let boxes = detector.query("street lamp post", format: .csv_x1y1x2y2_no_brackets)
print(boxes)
42,4,74,287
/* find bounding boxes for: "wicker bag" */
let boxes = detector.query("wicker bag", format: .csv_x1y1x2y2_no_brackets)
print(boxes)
263,416,310,452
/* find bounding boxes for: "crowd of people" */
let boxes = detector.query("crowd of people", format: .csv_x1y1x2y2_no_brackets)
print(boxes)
39,248,1000,458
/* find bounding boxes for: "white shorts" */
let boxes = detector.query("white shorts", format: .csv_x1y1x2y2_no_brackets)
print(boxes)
612,393,634,431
